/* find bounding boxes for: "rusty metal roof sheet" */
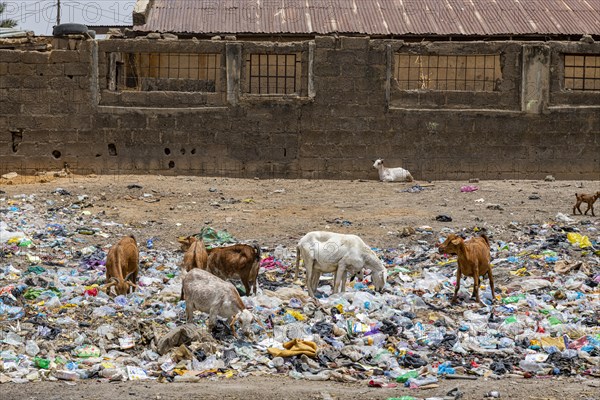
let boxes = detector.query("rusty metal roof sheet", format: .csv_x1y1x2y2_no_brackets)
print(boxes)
134,0,600,36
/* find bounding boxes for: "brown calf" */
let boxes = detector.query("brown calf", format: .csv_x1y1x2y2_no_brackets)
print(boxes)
206,243,261,296
438,234,495,304
573,192,600,217
105,235,139,296
179,236,209,272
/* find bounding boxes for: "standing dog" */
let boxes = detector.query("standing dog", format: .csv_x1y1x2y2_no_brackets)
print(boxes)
438,234,494,304
573,192,600,217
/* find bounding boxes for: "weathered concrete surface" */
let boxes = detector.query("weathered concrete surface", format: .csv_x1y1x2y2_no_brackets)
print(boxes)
1,36,599,180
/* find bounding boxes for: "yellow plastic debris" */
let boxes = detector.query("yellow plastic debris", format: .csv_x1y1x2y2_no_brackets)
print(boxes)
437,258,457,266
286,309,306,321
510,267,528,277
567,232,592,249
540,336,566,350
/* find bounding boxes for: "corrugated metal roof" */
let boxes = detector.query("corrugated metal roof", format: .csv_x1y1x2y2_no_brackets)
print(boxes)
134,0,600,36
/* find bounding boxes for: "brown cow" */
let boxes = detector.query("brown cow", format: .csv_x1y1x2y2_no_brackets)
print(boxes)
206,243,261,296
104,235,139,296
438,233,494,305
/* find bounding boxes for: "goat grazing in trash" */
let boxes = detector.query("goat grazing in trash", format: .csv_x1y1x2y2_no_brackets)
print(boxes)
178,236,209,272
205,243,261,296
104,235,139,296
182,268,261,338
296,231,387,298
438,233,495,305
373,158,413,182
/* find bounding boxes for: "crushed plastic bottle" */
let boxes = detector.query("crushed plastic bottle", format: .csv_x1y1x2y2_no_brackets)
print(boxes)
396,370,419,383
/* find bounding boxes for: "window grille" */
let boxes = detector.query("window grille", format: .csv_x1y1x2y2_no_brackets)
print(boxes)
113,52,221,92
394,54,501,92
564,54,600,91
246,53,302,95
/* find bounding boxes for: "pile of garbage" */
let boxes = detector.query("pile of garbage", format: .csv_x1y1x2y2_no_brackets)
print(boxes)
0,189,599,391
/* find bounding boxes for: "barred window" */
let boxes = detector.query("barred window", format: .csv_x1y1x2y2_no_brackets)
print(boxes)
564,54,600,91
394,54,501,92
246,53,302,95
111,52,221,92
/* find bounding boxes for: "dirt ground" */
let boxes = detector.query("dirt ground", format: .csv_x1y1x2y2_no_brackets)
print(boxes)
2,375,600,400
1,174,599,399
2,174,599,249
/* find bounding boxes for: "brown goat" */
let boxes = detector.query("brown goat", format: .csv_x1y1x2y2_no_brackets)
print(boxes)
179,236,209,272
438,234,494,305
573,191,600,217
206,243,261,296
105,235,139,296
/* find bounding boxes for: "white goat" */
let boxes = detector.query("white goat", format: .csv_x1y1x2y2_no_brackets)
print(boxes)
295,231,387,298
182,268,257,337
373,159,413,182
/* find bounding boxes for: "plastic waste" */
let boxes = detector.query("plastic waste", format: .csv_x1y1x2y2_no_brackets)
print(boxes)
0,221,26,243
566,232,592,248
25,340,40,356
396,370,419,383
0,188,598,387
406,375,439,387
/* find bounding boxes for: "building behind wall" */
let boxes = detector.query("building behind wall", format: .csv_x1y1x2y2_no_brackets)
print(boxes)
1,0,599,179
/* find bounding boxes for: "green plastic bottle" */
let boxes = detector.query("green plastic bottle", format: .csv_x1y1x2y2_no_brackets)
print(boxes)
502,294,525,304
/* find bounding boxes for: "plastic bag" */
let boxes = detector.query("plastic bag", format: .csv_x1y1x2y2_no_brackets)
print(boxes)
566,233,592,249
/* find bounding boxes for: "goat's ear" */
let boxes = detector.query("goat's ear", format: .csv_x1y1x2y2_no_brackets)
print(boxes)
451,238,462,245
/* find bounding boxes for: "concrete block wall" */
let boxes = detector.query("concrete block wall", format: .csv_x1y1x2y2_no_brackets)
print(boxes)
0,38,96,174
1,36,599,179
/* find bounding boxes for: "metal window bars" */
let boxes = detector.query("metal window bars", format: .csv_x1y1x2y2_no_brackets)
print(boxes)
117,52,221,92
564,54,600,91
247,53,302,95
394,54,501,92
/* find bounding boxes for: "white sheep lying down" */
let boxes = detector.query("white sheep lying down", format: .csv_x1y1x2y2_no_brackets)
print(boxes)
373,158,413,182
295,231,387,298
182,268,255,337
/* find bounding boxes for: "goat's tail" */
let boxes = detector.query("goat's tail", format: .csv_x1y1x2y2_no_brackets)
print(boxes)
253,243,261,262
480,233,490,248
